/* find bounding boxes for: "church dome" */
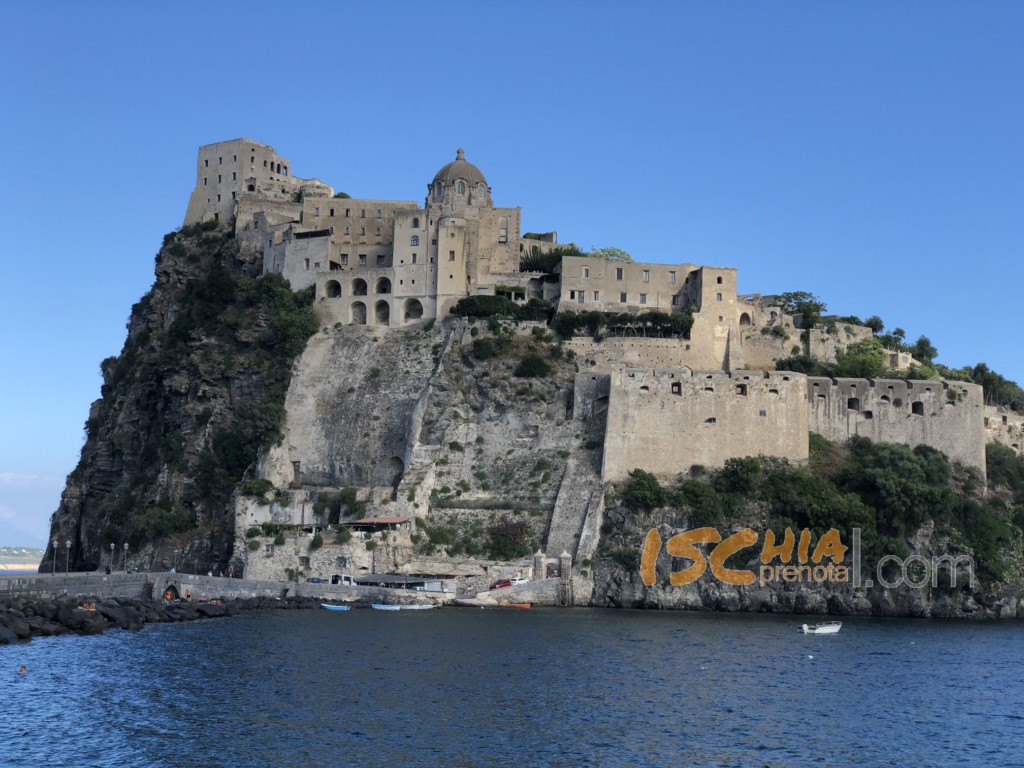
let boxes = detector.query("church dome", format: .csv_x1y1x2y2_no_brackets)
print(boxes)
432,148,488,188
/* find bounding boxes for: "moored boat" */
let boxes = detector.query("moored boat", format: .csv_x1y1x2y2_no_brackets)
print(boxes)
371,603,435,610
504,603,532,609
799,621,842,635
321,603,351,612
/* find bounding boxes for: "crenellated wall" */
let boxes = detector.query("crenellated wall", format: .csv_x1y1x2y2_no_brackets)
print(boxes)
807,377,986,474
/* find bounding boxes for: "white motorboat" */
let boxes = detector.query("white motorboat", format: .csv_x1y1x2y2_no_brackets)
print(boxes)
799,621,842,635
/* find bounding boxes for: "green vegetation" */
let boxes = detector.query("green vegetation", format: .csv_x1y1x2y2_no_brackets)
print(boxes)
607,437,1024,581
450,295,552,323
519,245,585,273
553,309,693,340
514,355,552,378
485,518,535,560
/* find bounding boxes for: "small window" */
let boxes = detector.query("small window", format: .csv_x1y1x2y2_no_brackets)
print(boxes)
346,209,351,217
218,175,222,183
299,556,310,567
315,207,320,216
375,227,381,236
736,384,747,396
304,258,310,270
759,409,767,417
204,159,209,167
376,209,382,218
669,271,676,284
203,177,207,186
671,296,680,306
360,227,366,236
642,270,650,283
340,254,349,265
360,209,366,218
577,292,584,304
716,293,722,301
716,276,723,284
232,171,236,180
616,268,624,281
705,417,717,424
377,255,386,266
412,217,420,228
912,402,925,416
412,254,417,264
593,291,600,301
330,208,335,217
449,251,456,261
847,397,860,411
359,254,367,266
582,267,590,279
411,235,420,246
671,382,682,395
457,180,466,195
619,292,627,303
639,293,647,304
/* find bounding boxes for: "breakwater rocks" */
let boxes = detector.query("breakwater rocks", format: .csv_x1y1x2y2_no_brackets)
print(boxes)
0,595,327,645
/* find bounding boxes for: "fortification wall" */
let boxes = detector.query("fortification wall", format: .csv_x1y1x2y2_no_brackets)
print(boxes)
984,406,1024,455
566,336,724,372
808,377,986,473
602,369,808,482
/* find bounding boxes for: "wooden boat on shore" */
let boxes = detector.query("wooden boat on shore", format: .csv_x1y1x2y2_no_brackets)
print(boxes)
320,603,351,612
371,603,435,611
504,603,532,609
799,621,842,635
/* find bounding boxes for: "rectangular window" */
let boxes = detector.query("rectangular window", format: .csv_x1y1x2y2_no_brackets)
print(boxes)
218,175,222,183
619,292,627,303
360,209,366,218
642,270,650,283
582,267,590,279
412,254,417,264
449,250,456,261
377,255,386,266
304,258,310,270
360,227,366,235
376,209,382,218
639,293,647,304
671,296,680,306
329,226,334,234
340,254,349,265
344,227,350,235
359,254,367,266
315,207,320,216
669,271,676,284
716,293,722,301
204,159,209,167
616,268,624,280
330,208,335,217
577,292,584,304
499,228,508,243
593,291,600,301
375,227,381,236
203,177,207,186
232,171,237,180
345,209,351,217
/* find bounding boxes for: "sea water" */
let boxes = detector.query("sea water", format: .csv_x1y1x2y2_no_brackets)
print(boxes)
4,608,1023,767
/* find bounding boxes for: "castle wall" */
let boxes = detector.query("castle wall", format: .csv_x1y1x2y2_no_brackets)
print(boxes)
602,369,808,482
983,406,1023,456
808,377,986,473
566,336,724,372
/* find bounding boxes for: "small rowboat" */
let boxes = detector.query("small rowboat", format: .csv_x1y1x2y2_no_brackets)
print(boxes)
799,621,842,635
321,603,351,612
504,603,532,609
371,603,435,610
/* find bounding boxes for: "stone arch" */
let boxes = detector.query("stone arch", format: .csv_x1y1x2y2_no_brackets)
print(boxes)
352,278,368,296
375,300,390,326
162,584,179,601
375,277,392,294
404,298,424,323
739,312,751,326
351,301,367,325
410,235,420,246
325,280,341,298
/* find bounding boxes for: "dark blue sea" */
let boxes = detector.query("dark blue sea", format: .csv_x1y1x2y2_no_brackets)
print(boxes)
4,608,1023,767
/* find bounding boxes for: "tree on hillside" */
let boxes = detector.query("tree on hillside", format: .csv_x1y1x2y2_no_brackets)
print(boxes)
588,246,633,263
774,291,827,329
836,338,887,378
865,316,884,334
910,335,938,363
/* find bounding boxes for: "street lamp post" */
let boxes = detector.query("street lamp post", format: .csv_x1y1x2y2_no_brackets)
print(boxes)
51,538,58,575
123,543,129,573
65,540,71,574
173,549,179,571
110,543,115,573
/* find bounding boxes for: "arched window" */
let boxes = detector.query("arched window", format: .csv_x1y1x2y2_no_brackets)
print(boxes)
434,181,442,199
410,235,420,246
457,180,466,195
498,216,508,244
325,280,341,298
411,217,420,229
375,277,392,294
352,278,368,296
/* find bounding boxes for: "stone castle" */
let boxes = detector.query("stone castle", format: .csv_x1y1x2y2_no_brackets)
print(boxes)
182,139,1019,578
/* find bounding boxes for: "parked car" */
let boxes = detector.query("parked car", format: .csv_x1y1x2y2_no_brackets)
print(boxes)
509,578,528,585
307,577,325,584
490,579,513,590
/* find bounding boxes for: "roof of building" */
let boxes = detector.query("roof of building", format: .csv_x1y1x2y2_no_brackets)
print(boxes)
432,148,487,187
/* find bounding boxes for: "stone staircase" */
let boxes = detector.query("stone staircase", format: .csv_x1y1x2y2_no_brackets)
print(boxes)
545,456,602,560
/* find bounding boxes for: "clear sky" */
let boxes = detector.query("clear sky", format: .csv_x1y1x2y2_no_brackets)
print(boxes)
1,2,1022,547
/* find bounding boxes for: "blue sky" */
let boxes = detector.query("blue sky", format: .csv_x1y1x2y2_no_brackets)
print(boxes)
1,2,1022,547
